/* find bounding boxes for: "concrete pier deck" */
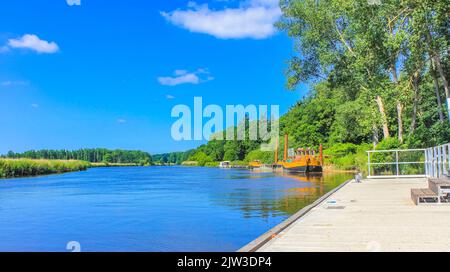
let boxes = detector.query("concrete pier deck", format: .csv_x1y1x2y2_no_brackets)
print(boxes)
249,178,450,252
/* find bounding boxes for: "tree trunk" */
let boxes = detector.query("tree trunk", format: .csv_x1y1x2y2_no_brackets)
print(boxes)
433,56,450,121
391,66,399,84
375,95,390,139
433,55,449,99
397,102,403,144
391,64,403,143
372,124,379,148
426,30,449,98
410,75,420,134
431,59,445,122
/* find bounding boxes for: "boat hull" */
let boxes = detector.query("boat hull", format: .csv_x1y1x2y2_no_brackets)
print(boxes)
283,165,323,174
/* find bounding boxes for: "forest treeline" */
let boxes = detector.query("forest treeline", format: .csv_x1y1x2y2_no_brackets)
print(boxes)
3,149,153,165
154,0,450,169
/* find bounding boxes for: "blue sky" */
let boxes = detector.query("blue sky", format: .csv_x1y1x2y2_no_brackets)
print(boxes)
0,0,307,154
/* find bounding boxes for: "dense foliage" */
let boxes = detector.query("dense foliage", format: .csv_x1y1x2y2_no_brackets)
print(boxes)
0,159,90,178
278,0,449,148
3,149,152,165
152,151,196,165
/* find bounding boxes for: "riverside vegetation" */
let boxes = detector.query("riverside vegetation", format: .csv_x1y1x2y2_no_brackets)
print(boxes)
0,149,152,178
0,159,90,178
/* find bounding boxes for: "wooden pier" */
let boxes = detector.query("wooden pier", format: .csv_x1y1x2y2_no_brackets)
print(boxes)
240,177,450,252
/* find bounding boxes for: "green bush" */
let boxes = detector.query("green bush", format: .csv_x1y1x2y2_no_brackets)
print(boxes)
324,143,358,156
0,159,90,178
375,138,404,150
244,150,274,164
204,161,219,167
324,143,372,173
188,152,214,167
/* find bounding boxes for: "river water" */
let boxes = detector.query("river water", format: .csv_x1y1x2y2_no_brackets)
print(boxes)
0,166,352,252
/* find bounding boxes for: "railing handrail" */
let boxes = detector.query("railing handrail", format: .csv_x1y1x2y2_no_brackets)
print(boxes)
367,143,450,179
367,148,426,153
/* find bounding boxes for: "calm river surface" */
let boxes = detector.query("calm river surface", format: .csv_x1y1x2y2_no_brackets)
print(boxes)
0,167,352,252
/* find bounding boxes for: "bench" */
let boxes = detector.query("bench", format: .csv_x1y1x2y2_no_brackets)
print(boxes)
411,189,439,205
429,178,450,203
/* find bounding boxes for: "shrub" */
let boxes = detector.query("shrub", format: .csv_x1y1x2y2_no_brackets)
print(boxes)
204,161,219,167
0,159,90,178
188,152,214,167
244,150,274,164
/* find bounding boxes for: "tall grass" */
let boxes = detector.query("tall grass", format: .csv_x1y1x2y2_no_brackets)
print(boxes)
0,159,91,178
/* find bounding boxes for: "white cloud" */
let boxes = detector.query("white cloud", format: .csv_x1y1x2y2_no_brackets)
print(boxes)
1,80,27,87
8,34,59,54
166,94,176,99
67,0,81,6
157,69,213,86
117,118,127,124
158,73,200,86
161,0,281,39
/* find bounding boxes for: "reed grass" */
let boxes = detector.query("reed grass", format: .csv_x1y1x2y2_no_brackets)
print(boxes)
0,159,90,178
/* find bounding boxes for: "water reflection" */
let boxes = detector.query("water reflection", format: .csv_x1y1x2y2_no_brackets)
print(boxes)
210,171,353,219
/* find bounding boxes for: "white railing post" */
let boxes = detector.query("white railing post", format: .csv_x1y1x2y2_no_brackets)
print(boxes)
395,150,399,176
435,147,438,178
438,146,442,178
447,144,450,175
447,144,450,170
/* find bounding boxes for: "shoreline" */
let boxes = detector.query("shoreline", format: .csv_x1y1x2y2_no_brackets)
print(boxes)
0,169,88,181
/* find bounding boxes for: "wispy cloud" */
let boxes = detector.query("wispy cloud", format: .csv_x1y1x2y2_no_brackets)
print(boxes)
31,103,39,108
158,73,200,86
7,34,59,54
157,68,213,86
166,94,176,100
161,0,281,39
117,118,127,124
67,0,81,6
1,80,27,87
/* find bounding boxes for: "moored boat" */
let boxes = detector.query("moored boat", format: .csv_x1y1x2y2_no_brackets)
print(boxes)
248,160,262,170
278,134,324,174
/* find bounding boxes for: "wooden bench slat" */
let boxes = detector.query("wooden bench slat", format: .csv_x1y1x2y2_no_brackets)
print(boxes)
411,188,437,197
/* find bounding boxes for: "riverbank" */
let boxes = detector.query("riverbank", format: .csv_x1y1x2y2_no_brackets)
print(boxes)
90,162,142,167
0,159,90,178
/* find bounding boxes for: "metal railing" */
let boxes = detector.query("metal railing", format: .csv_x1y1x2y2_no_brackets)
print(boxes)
367,143,450,179
425,144,450,179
